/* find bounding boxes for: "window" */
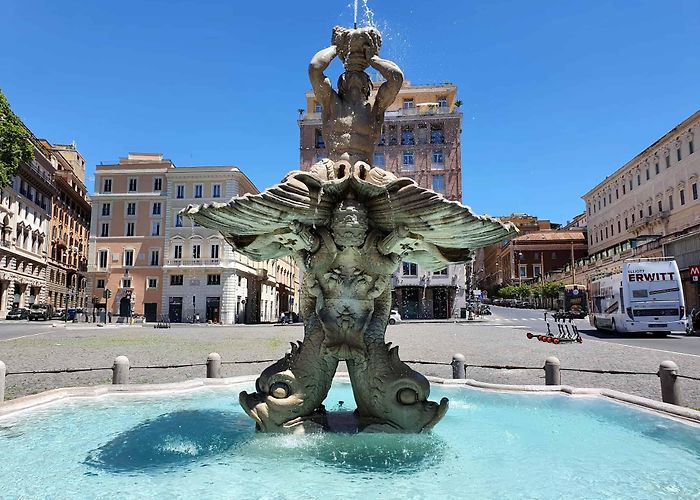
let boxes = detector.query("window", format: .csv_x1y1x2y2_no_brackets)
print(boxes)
170,275,184,286
100,223,109,237
212,184,221,198
122,278,132,288
150,249,160,266
680,190,685,206
666,156,671,168
632,213,635,223
174,244,182,259
432,149,444,166
98,250,108,269
176,185,185,199
658,199,663,212
608,193,611,204
194,184,203,198
639,209,643,219
605,227,608,238
677,148,682,162
146,278,157,289
207,274,221,285
373,152,385,166
127,202,136,216
154,178,163,191
124,249,134,267
629,179,633,191
402,98,414,109
192,244,201,259
669,195,674,211
432,175,445,194
128,178,137,192
618,220,621,233
693,182,698,200
402,151,414,168
437,96,448,107
402,262,417,275
430,125,444,144
211,244,219,259
96,279,105,289
101,203,111,216
655,162,660,174
615,188,619,199
648,205,652,216
433,268,448,276
315,129,325,148
175,214,183,227
690,140,695,155
603,197,606,207
625,218,628,229
152,202,161,215
151,222,160,236
533,264,542,277
126,222,135,236
314,102,322,112
103,178,112,193
637,174,640,186
646,169,650,180
401,126,415,145
519,265,527,278
622,184,626,195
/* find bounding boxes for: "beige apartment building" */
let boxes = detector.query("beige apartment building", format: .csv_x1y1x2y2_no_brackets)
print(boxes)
88,153,300,323
163,166,258,324
581,110,700,308
298,80,468,319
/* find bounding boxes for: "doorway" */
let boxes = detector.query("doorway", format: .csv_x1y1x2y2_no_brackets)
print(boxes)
144,303,157,322
169,297,183,323
433,288,448,319
119,297,131,318
206,297,220,323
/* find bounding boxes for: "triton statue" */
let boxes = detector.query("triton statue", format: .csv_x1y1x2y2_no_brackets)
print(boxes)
183,26,515,434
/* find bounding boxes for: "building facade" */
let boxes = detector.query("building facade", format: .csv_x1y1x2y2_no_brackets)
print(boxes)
299,81,467,318
43,141,91,311
163,166,258,324
88,153,301,323
581,110,700,309
88,153,172,321
0,141,55,314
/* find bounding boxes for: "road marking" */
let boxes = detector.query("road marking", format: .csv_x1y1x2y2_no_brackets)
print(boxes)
582,337,700,358
494,325,528,328
0,330,59,342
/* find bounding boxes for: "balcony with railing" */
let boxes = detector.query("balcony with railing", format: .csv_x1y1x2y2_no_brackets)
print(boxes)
164,258,221,267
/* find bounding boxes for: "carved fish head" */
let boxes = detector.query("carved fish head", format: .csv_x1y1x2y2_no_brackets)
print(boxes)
239,346,325,433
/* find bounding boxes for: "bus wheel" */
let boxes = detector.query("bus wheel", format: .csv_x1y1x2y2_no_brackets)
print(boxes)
593,317,603,332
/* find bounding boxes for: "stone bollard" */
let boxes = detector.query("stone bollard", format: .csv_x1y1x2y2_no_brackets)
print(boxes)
658,360,681,406
206,352,222,378
452,353,466,379
112,356,130,385
0,360,5,403
544,356,561,385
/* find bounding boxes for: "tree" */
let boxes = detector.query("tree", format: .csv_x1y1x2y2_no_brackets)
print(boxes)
0,90,34,187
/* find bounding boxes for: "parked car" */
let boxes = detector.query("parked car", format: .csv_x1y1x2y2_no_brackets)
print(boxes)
388,309,402,325
29,303,54,321
5,307,29,320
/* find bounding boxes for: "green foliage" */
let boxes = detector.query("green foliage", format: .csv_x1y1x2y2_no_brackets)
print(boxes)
0,90,34,188
497,283,531,299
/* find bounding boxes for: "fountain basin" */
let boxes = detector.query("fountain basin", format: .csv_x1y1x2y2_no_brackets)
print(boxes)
1,376,699,498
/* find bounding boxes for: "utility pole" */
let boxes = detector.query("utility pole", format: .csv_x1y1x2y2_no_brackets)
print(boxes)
571,240,576,285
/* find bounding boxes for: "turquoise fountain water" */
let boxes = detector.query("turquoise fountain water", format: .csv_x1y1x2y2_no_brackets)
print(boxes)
1,381,698,498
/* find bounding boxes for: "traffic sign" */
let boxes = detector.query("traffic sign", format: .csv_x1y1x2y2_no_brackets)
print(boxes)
689,265,700,277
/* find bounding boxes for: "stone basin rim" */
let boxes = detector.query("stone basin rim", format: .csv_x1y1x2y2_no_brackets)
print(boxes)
1,373,699,427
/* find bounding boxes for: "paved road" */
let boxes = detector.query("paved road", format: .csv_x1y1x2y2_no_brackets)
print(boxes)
0,320,67,341
489,305,700,356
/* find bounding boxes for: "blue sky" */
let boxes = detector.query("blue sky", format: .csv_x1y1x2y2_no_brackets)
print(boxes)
1,0,698,225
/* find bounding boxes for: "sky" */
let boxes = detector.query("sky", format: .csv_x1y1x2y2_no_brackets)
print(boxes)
1,0,698,225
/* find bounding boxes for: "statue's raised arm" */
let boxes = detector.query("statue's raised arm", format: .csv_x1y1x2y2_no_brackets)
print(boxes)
370,55,403,114
308,45,337,109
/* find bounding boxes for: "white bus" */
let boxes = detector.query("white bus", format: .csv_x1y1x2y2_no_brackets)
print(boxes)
589,258,686,335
